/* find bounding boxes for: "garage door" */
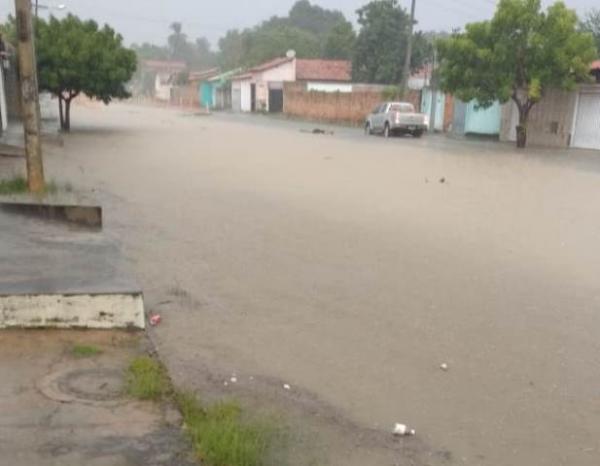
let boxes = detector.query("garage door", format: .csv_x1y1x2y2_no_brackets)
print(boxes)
572,92,600,150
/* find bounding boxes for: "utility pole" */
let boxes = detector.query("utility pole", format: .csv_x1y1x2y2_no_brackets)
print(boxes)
401,0,416,94
429,47,438,132
15,0,45,193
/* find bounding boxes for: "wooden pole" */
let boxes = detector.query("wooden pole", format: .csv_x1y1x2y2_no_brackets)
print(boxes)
15,0,45,193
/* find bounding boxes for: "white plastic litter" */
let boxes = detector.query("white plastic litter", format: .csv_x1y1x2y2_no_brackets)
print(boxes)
440,363,449,371
230,376,238,383
283,384,291,390
393,423,416,436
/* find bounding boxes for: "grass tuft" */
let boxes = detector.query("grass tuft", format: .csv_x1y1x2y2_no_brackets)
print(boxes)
175,392,272,466
71,344,102,358
0,176,70,195
126,356,171,401
127,358,276,466
0,176,28,194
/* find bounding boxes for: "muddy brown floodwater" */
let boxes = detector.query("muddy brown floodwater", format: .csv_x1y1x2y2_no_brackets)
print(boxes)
42,103,600,465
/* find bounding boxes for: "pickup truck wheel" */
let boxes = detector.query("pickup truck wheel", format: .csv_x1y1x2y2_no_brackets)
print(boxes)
364,122,372,135
412,130,424,138
383,123,390,138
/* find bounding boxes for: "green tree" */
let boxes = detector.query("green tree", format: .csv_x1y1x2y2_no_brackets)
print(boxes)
288,0,347,36
353,0,427,84
217,0,354,69
192,37,217,68
168,22,189,61
218,29,246,69
438,0,596,148
0,14,16,42
131,42,169,61
581,9,600,54
323,21,356,60
36,15,136,131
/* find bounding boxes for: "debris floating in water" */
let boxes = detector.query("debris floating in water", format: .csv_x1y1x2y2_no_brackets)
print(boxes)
149,314,162,326
393,423,416,437
283,384,291,390
440,363,449,371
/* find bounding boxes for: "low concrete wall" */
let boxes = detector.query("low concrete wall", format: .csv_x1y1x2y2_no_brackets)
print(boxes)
283,82,421,125
0,293,145,329
171,84,200,109
0,202,102,229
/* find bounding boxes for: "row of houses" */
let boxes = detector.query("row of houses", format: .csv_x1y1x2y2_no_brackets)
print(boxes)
144,54,353,114
143,56,600,151
417,61,600,150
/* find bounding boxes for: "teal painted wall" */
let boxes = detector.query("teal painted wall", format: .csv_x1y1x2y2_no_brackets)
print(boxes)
200,82,214,108
421,88,445,131
464,100,501,135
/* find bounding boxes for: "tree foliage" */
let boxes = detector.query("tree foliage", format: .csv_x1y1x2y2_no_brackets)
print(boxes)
323,21,357,60
288,0,347,36
353,0,429,84
218,0,353,68
437,0,596,147
36,15,137,131
132,23,216,70
581,8,600,54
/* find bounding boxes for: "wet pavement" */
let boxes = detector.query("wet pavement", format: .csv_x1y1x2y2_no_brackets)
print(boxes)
29,102,600,465
0,330,194,466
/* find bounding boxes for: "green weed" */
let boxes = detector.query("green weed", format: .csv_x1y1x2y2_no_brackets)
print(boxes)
0,176,69,195
125,356,171,401
0,176,28,194
175,391,273,466
71,344,101,358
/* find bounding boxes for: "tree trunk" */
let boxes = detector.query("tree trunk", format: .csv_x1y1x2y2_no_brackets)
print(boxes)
63,97,71,132
58,96,65,130
516,106,530,149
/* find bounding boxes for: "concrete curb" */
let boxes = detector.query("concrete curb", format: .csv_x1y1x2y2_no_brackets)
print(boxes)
0,292,145,329
0,202,102,229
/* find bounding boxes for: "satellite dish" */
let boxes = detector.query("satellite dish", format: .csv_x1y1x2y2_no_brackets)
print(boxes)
286,50,296,59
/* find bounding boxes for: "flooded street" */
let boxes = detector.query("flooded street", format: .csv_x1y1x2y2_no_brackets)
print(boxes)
45,103,600,465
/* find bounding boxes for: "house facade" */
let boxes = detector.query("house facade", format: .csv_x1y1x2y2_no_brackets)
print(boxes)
231,57,352,113
499,63,600,150
138,60,186,101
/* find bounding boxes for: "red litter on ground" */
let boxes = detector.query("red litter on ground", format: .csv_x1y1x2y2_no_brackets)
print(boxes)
149,314,162,326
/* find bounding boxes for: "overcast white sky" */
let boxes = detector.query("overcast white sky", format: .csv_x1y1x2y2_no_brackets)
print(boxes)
0,0,597,47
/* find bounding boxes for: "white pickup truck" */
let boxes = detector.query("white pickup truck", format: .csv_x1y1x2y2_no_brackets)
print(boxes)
364,101,428,138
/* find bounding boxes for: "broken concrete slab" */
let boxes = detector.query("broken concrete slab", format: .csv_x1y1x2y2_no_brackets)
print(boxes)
0,210,144,329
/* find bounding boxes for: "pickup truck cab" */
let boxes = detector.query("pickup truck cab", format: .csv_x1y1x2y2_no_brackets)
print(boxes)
365,102,428,138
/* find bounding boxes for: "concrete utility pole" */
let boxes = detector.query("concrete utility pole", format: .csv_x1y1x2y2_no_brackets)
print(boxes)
401,0,416,94
429,47,438,132
15,0,45,193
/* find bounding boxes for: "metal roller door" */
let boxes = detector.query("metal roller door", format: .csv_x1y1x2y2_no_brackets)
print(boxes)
572,92,600,150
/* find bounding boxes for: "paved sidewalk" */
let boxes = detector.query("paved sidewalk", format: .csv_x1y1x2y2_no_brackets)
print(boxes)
0,330,195,466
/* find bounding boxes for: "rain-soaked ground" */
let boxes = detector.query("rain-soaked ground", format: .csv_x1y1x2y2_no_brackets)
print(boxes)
29,102,600,465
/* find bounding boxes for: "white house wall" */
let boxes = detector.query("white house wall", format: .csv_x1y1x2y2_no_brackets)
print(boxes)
254,60,296,112
240,80,252,112
572,87,600,150
307,82,353,93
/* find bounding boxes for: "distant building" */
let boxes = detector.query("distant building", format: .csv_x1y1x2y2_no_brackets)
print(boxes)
137,60,187,100
188,68,220,109
231,56,352,113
